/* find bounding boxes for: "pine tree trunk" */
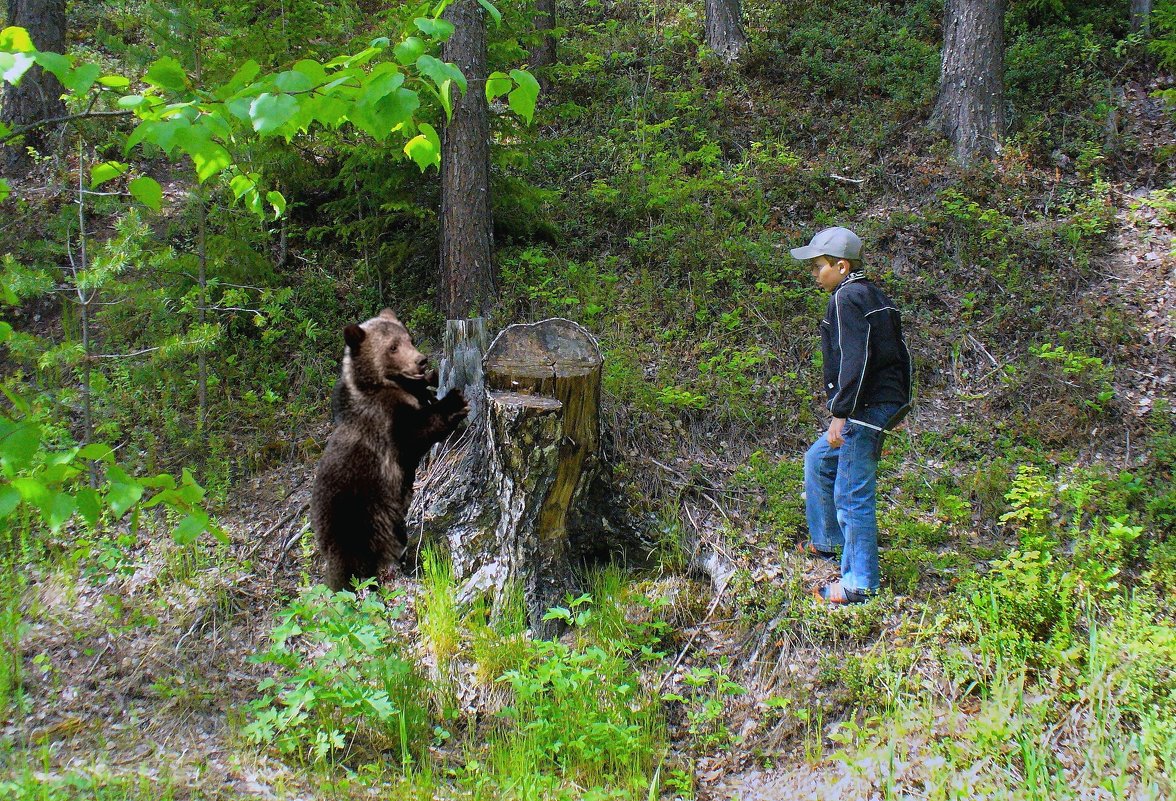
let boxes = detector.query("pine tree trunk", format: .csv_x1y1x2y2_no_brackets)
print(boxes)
1131,0,1152,35
2,0,67,169
439,0,494,319
705,0,747,64
532,0,557,90
408,319,603,637
931,0,1006,167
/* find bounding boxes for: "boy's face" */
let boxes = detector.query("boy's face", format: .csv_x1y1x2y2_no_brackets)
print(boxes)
811,256,850,293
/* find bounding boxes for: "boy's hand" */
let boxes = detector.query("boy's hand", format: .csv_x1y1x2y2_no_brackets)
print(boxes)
827,417,846,448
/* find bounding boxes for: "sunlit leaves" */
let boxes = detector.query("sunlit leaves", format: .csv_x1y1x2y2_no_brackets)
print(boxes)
508,69,540,124
143,56,187,91
249,92,299,134
0,179,9,204
97,74,130,89
128,176,162,211
414,17,455,41
485,69,540,124
394,36,426,66
266,190,287,219
404,122,441,172
89,161,128,188
0,26,34,52
0,18,539,222
486,71,512,102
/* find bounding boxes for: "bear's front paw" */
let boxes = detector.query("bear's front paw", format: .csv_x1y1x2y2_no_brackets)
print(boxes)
440,389,469,426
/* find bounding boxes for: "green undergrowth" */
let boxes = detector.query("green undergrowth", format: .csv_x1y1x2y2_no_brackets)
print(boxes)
243,565,673,799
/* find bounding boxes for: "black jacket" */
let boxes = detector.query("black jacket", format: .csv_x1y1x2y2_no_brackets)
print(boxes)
820,272,912,419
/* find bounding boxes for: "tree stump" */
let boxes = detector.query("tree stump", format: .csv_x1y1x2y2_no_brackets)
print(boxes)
409,318,603,636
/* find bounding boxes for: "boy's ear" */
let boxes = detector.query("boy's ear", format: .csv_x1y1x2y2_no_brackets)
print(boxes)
344,324,366,351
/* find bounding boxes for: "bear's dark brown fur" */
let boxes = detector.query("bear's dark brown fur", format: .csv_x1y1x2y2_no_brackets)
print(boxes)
311,309,467,591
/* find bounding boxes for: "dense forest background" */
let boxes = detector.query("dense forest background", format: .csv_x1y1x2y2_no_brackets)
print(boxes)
0,0,1174,799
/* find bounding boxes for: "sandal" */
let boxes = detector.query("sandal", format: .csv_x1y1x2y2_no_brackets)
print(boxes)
812,581,870,605
796,541,839,563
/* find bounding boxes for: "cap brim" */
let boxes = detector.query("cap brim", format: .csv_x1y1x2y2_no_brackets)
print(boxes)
789,245,823,260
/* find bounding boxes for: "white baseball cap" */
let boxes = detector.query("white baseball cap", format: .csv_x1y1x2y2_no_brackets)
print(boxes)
789,226,863,261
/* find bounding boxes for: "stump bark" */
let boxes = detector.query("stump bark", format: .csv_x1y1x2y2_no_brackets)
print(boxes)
409,318,603,637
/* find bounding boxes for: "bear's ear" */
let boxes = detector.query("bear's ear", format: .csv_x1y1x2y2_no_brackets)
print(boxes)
343,324,366,351
378,308,401,323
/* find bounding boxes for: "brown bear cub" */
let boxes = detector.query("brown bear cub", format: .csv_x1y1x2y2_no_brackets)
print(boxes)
312,309,468,591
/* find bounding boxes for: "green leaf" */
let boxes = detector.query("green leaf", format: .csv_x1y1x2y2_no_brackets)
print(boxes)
144,57,188,92
0,51,35,84
89,161,127,189
75,487,101,527
173,512,208,545
0,179,8,204
139,473,176,490
0,484,19,518
77,443,115,462
359,65,405,106
417,55,467,95
0,26,35,52
230,174,256,200
404,122,441,172
293,59,327,85
11,477,49,508
0,321,11,341
249,92,298,135
107,479,144,518
414,17,456,41
173,125,231,182
219,59,261,99
64,63,100,94
0,422,40,468
477,0,502,26
117,94,146,110
33,51,71,83
193,145,231,182
274,70,314,94
129,176,162,211
97,74,130,89
508,69,540,124
393,36,425,66
485,70,511,102
44,491,76,532
266,190,286,219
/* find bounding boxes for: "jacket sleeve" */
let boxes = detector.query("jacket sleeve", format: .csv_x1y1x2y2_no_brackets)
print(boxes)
828,289,870,418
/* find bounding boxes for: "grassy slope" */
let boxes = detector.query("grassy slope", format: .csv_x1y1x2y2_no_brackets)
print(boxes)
1,0,1174,799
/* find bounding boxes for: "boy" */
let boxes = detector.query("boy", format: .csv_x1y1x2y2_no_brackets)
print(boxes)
791,226,912,604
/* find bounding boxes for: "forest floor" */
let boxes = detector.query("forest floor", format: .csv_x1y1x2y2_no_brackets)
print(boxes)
8,182,1172,800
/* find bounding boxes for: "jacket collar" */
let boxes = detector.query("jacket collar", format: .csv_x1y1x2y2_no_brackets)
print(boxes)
833,271,866,293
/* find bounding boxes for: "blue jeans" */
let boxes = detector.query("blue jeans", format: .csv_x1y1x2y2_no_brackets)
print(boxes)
803,402,900,595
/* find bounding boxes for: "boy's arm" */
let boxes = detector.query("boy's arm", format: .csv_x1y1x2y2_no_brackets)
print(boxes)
828,290,870,419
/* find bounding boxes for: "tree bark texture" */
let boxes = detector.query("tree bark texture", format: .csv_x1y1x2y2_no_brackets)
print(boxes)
931,0,1006,167
1131,0,1152,35
531,0,557,89
440,0,494,319
704,0,747,64
408,319,603,637
2,0,67,169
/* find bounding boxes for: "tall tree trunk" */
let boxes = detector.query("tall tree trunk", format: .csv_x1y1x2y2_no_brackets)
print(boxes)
440,0,494,319
2,0,67,170
931,0,1006,167
1131,0,1152,35
532,0,557,90
705,0,747,64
